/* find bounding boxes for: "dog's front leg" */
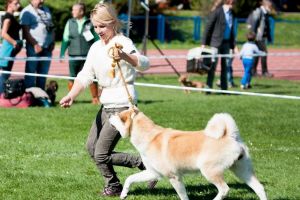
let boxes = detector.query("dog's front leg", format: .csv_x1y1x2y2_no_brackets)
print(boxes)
169,176,189,200
121,170,159,199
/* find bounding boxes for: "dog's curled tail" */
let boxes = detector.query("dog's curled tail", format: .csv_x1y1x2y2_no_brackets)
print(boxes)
204,113,240,140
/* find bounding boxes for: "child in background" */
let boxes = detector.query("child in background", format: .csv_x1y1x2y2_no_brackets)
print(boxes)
239,31,265,89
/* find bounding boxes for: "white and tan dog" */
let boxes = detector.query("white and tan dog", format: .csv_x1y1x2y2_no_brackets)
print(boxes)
109,108,267,200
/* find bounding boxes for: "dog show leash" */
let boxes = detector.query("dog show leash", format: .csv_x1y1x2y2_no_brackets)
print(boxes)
108,43,135,108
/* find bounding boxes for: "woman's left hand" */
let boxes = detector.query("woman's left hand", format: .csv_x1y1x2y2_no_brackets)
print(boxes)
111,43,124,61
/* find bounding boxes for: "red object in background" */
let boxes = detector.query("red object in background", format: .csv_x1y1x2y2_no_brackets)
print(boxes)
0,93,33,108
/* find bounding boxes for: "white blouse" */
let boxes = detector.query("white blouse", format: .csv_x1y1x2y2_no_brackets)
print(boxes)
76,34,150,108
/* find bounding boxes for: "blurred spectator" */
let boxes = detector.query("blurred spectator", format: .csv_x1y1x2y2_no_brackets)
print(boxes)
211,0,237,88
20,0,55,89
0,0,23,95
226,49,237,88
60,3,100,105
247,0,273,77
202,0,237,90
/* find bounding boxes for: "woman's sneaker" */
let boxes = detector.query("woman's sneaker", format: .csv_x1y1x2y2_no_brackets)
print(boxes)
102,185,122,197
148,179,158,189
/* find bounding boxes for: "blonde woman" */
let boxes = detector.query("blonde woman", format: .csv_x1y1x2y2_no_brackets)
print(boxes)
60,3,155,196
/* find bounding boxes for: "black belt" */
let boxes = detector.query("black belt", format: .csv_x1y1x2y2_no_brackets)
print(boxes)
103,107,129,113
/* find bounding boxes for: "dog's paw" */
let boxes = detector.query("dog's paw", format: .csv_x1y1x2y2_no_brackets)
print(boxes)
120,191,127,200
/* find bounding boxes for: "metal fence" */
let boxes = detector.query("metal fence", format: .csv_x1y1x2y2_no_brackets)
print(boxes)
121,14,300,46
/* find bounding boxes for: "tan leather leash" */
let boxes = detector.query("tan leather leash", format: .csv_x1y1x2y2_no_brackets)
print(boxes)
108,43,134,108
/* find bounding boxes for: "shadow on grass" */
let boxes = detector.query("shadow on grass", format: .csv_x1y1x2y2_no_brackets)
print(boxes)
72,100,94,104
253,83,280,89
272,199,294,200
69,99,166,105
137,99,165,105
128,183,268,200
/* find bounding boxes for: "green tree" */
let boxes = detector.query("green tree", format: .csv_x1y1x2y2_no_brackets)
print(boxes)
0,0,5,10
1,0,264,41
190,0,259,17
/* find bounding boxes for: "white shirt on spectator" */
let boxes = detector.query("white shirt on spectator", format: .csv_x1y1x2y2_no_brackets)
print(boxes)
20,4,54,48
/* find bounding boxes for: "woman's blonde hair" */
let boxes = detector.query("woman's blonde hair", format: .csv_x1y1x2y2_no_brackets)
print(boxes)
90,3,123,33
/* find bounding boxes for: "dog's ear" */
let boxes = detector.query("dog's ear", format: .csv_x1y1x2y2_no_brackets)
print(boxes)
119,108,138,122
47,80,58,91
119,110,131,123
54,81,58,91
132,106,139,116
109,114,128,138
117,109,136,138
51,80,58,91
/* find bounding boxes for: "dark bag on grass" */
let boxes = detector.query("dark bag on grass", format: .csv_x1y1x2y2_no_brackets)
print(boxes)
4,79,25,99
186,47,217,74
186,54,213,74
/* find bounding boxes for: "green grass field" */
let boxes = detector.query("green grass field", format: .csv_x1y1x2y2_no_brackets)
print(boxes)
1,75,300,200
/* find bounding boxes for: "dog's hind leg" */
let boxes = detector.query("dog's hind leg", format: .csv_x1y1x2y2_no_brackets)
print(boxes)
120,170,160,199
230,156,267,200
201,168,229,200
169,176,189,200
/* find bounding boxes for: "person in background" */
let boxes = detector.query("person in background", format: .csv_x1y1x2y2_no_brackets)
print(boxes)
247,0,274,77
226,47,239,88
60,3,156,197
239,31,265,89
202,0,237,91
20,0,55,89
0,0,22,95
60,2,100,105
210,0,237,89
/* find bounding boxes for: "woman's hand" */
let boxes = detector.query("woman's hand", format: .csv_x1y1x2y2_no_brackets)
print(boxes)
108,43,139,67
59,95,73,108
13,40,23,54
110,43,123,61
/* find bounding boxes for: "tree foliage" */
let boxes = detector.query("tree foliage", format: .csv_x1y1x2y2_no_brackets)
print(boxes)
190,0,259,17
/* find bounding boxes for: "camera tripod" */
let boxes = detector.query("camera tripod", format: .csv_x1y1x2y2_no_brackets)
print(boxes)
139,0,181,77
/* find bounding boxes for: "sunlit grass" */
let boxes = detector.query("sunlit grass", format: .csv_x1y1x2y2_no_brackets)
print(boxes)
0,75,300,200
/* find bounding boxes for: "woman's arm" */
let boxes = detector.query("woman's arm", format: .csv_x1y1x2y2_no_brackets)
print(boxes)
118,50,138,67
1,19,17,47
22,25,42,53
59,80,84,108
113,41,149,71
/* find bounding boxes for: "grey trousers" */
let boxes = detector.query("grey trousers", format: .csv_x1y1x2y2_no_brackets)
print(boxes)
86,106,143,187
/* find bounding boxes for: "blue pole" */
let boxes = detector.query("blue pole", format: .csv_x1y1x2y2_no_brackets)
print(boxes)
193,16,201,41
157,15,165,43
